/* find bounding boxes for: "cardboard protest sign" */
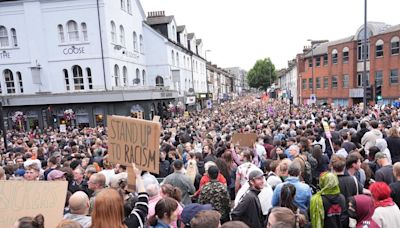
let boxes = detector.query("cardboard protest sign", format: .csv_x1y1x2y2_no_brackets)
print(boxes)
126,165,136,192
152,115,160,123
107,115,160,174
232,133,257,148
0,180,68,228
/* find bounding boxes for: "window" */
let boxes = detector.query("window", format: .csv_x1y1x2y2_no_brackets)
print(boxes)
142,70,146,85
374,71,382,86
119,25,125,46
343,74,349,88
357,72,370,87
72,65,84,90
323,77,329,88
64,69,70,91
391,36,399,55
308,78,313,89
133,32,137,51
315,56,321,67
332,76,338,88
120,0,126,11
332,49,338,64
122,66,128,86
171,50,175,66
10,28,17,47
127,0,132,14
308,58,313,68
343,47,349,63
183,56,186,68
139,35,143,53
16,71,23,93
67,20,79,42
375,40,384,57
135,68,140,84
172,25,175,40
86,68,93,89
357,40,369,61
156,76,164,86
4,69,15,94
390,69,398,84
111,21,116,43
0,26,9,47
316,77,321,89
114,65,120,86
58,24,65,43
302,79,306,90
323,54,328,65
81,23,88,41
176,52,179,67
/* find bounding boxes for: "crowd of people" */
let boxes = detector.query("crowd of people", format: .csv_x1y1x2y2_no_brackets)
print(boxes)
2,95,400,228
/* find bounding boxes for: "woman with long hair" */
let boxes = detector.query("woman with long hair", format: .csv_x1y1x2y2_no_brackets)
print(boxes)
279,183,308,224
148,197,179,228
310,172,347,228
160,184,183,228
90,188,126,228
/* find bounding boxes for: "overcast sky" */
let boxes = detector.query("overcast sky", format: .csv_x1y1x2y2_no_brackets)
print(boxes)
141,0,400,71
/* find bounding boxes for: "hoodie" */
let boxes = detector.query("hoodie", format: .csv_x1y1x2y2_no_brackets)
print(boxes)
361,129,383,155
375,138,392,164
353,195,379,228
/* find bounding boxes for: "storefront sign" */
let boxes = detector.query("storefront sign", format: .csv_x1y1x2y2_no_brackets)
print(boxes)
0,51,10,59
186,96,196,104
161,92,173,98
63,46,85,55
107,115,160,174
124,50,139,59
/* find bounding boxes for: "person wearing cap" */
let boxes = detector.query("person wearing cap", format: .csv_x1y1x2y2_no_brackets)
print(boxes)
47,169,66,181
198,166,230,224
180,203,213,228
231,169,266,228
375,152,395,185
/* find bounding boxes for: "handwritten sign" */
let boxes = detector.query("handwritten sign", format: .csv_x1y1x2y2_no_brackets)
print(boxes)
0,180,68,228
126,166,136,192
59,124,66,133
232,133,257,147
107,115,160,174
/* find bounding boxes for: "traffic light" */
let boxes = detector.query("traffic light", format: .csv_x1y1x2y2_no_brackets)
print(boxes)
375,84,382,103
53,115,57,123
366,85,373,100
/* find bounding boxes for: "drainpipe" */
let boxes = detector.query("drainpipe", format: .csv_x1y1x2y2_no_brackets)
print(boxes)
97,0,108,91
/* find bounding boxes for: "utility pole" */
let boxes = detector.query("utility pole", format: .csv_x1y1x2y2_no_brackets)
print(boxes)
363,0,368,115
0,101,7,151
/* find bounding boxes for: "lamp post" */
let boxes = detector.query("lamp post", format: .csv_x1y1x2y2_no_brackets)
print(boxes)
362,0,368,115
205,50,211,101
307,39,315,97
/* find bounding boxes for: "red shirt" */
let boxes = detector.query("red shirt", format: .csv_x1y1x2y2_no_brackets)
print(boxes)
194,173,227,197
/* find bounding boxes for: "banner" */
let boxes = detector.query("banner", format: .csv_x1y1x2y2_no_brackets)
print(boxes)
232,133,257,148
107,115,160,174
0,180,68,228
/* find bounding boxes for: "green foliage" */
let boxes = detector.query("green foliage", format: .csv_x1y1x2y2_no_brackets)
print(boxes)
246,58,276,90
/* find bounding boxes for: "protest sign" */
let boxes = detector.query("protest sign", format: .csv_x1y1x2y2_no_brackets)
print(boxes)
0,180,68,228
59,124,66,133
126,165,136,192
152,115,160,123
107,115,160,174
232,133,257,147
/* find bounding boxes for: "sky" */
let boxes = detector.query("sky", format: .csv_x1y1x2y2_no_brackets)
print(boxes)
140,0,400,71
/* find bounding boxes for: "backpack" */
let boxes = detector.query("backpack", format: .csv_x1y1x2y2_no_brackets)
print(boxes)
299,156,313,185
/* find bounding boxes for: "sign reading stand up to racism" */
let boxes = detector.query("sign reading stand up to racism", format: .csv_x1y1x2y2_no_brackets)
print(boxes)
107,115,160,174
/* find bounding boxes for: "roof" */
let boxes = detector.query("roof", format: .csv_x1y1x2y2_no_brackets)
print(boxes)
187,33,195,40
304,36,354,57
146,15,174,25
177,25,185,32
196,39,202,45
379,24,400,35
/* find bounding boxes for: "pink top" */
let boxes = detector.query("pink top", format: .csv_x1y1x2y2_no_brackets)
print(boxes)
147,195,183,228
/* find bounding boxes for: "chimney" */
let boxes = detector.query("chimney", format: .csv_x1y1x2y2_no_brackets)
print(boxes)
148,11,166,18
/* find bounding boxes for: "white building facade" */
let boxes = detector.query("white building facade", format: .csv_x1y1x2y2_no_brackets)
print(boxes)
0,0,177,129
278,59,298,105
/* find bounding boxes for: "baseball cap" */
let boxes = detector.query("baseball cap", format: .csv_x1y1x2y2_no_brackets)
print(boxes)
375,152,387,161
47,170,66,181
248,169,264,181
181,203,213,226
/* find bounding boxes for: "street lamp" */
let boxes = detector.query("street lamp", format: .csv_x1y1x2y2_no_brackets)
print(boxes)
307,39,315,97
205,50,211,61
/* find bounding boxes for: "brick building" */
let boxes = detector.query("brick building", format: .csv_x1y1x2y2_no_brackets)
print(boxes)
297,22,400,106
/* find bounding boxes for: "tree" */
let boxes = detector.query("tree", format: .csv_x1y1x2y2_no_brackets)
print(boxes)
246,58,276,90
